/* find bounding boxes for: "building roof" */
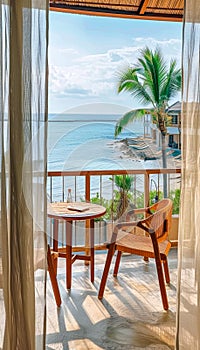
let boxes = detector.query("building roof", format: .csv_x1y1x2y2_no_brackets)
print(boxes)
50,0,184,22
167,126,180,135
167,101,181,113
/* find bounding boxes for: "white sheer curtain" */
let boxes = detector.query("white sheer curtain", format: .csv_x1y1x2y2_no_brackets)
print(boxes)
0,1,48,349
176,0,200,348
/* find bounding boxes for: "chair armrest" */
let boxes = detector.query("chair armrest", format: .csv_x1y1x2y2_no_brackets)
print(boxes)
106,221,139,245
125,207,151,221
116,221,138,229
129,208,145,214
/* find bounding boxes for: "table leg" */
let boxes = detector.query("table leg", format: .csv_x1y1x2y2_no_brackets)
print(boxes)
53,219,59,274
85,219,90,266
90,219,95,283
66,220,72,289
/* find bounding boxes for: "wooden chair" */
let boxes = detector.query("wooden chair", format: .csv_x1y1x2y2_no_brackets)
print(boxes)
34,230,61,307
47,244,62,307
0,244,61,307
98,198,173,310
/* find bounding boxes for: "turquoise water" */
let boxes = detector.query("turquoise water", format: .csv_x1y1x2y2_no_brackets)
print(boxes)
48,113,146,171
47,113,178,200
47,113,148,200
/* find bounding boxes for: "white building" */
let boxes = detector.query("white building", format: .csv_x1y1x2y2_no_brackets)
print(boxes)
150,101,181,150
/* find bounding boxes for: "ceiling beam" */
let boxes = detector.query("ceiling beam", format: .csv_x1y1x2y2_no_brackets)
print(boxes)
138,0,149,15
50,4,183,22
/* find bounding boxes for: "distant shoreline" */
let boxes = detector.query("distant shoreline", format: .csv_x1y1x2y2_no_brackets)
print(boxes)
48,119,119,123
109,136,181,168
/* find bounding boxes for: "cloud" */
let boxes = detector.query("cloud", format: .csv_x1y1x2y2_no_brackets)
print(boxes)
49,37,182,106
61,102,131,115
53,88,90,98
49,47,80,67
109,52,123,62
134,37,181,62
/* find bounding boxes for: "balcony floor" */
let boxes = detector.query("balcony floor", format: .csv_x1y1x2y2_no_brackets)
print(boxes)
46,248,177,349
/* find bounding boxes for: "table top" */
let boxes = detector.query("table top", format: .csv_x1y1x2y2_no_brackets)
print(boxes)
48,201,106,221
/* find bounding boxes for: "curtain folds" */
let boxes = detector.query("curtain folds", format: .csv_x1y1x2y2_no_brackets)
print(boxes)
0,1,48,349
176,0,200,349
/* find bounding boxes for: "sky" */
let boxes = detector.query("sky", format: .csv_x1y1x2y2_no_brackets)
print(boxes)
49,12,183,115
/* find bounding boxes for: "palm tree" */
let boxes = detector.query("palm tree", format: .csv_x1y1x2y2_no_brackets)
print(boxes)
111,174,134,220
115,47,181,197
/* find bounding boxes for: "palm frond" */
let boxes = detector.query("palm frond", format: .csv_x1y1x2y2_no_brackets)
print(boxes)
160,59,182,100
117,66,154,106
115,46,181,138
114,109,146,137
139,47,168,106
117,67,139,93
113,175,134,191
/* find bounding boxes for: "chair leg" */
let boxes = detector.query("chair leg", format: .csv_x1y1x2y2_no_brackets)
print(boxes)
154,256,168,310
47,245,62,307
151,236,169,310
52,219,59,274
113,251,122,277
98,243,115,300
163,257,170,284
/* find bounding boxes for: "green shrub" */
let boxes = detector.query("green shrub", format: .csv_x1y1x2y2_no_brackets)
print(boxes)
169,189,180,214
89,193,113,221
89,188,180,221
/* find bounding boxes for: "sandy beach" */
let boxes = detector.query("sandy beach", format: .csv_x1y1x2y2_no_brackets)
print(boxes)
108,136,181,169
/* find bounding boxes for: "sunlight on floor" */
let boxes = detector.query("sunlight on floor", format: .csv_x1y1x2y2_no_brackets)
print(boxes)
46,249,177,349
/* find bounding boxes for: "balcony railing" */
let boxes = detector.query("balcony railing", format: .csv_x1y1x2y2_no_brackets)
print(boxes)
48,168,181,204
47,168,181,250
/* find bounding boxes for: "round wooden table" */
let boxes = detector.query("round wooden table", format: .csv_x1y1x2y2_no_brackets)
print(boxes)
48,202,106,289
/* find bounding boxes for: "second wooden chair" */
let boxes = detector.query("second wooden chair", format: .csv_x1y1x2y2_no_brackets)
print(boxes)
98,198,173,310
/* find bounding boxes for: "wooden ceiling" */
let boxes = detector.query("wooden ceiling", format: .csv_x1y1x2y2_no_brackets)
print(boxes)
50,0,184,22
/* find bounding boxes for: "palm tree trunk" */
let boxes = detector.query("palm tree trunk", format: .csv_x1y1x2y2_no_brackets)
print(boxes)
116,190,129,220
161,134,168,198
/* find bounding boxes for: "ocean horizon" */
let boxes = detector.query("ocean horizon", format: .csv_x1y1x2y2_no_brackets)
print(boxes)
47,113,162,201
48,113,150,172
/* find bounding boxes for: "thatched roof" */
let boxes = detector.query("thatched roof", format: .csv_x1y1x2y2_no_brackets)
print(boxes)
50,0,184,22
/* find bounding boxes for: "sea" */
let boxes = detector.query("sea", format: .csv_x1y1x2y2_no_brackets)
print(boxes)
48,113,155,172
47,113,159,201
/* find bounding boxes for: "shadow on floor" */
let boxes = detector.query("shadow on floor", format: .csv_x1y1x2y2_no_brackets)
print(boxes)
46,248,178,349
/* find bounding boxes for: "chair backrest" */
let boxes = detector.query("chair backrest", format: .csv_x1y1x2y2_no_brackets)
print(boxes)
138,199,173,241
